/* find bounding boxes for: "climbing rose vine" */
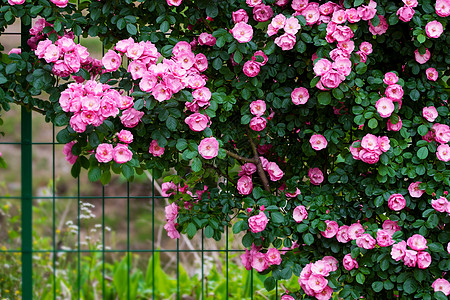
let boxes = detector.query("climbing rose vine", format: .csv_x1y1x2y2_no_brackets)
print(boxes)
1,0,450,298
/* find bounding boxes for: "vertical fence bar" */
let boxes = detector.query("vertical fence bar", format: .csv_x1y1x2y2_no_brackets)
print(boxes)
52,125,56,300
21,19,33,300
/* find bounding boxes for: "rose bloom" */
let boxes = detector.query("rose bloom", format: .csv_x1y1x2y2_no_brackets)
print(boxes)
307,274,328,293
375,97,395,118
359,149,380,164
322,256,338,272
165,203,178,222
284,17,301,35
414,48,431,64
308,167,324,185
266,162,284,181
149,140,165,157
436,0,450,17
185,113,209,132
167,0,182,6
164,221,180,239
280,296,294,300
102,50,121,72
387,116,402,131
51,0,69,7
293,205,308,223
347,222,365,240
388,193,406,211
271,13,286,30
384,72,399,85
253,4,273,22
302,5,320,25
198,137,219,159
378,136,390,152
310,134,327,151
425,20,444,38
251,252,269,272
232,9,249,23
313,59,332,76
320,69,345,89
311,260,331,277
343,253,358,271
250,100,266,116
359,41,372,55
249,116,267,131
321,220,339,238
433,123,450,144
432,279,450,296
248,211,269,233
332,58,352,76
265,248,282,265
274,33,296,51
161,181,177,197
408,181,425,198
369,15,389,35
391,240,407,261
336,225,351,243
397,6,415,22
198,32,216,46
120,108,144,128
237,175,253,195
118,129,133,144
231,22,253,43
407,234,428,251
417,251,431,269
112,144,133,164
63,141,78,164
403,249,417,267
437,144,450,162
291,87,309,105
356,233,376,249
243,60,260,77
8,0,25,4
377,230,394,247
382,220,401,235
426,67,438,81
423,106,438,122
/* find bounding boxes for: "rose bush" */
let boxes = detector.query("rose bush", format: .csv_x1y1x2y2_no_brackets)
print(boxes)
0,0,450,299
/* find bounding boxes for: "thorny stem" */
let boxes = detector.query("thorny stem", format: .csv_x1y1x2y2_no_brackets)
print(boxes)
247,133,271,192
17,101,47,115
225,150,256,163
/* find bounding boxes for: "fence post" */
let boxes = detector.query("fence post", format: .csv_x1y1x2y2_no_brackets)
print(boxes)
21,20,33,300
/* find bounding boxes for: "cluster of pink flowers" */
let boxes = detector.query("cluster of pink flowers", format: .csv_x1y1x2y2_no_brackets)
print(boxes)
420,106,450,162
237,158,284,195
268,14,301,50
298,256,338,300
59,80,139,133
350,134,390,164
95,143,133,164
27,18,54,51
375,72,403,119
391,234,431,269
164,202,180,239
35,36,101,79
9,0,67,7
240,243,281,272
249,99,267,131
431,196,450,214
243,50,268,78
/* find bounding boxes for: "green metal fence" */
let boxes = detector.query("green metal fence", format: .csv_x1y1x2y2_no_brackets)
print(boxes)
0,18,286,300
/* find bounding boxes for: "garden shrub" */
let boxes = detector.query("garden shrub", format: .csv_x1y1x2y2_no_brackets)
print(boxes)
0,0,450,299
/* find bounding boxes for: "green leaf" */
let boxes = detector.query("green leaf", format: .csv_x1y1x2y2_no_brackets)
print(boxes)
354,0,364,6
317,92,331,105
0,73,8,84
234,50,243,64
417,34,426,43
122,164,134,180
372,281,383,293
368,118,378,129
417,125,428,136
5,63,17,75
410,89,420,101
303,233,314,245
160,21,170,33
264,276,276,291
191,157,202,172
417,147,428,159
71,162,81,177
206,5,218,18
88,166,101,182
232,220,244,234
242,233,253,247
176,139,188,151
212,57,222,70
297,224,308,233
356,273,365,284
403,278,417,294
271,211,284,224
166,116,177,131
428,242,444,252
384,279,394,290
204,226,214,238
355,63,367,75
186,223,197,239
100,170,111,185
126,23,137,35
296,40,306,53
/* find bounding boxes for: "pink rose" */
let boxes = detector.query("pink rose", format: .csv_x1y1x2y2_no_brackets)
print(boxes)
369,15,389,35
377,230,394,247
265,248,282,265
357,2,377,20
249,116,267,131
356,233,376,249
332,10,347,24
307,274,328,293
248,211,269,233
359,149,380,164
252,252,269,272
266,162,284,181
232,9,249,24
8,0,25,4
311,260,331,276
166,0,182,6
414,48,431,64
95,143,114,163
231,22,253,43
8,48,21,55
391,241,407,261
51,0,69,7
397,6,415,22
322,256,338,272
250,100,266,116
253,4,273,22
313,59,332,76
301,5,320,25
243,60,260,77
164,221,180,239
403,0,418,7
331,25,354,42
431,196,449,212
63,141,78,164
375,97,395,118
425,20,444,38
102,50,121,72
433,123,450,144
281,296,294,300
348,223,365,240
285,187,301,198
112,144,133,164
359,41,372,55
437,144,450,162
387,116,402,131
308,167,324,185
388,193,406,211
422,106,438,122
271,14,286,30
332,58,352,76
403,249,417,267
120,108,144,128
321,220,339,238
161,181,177,197
407,234,427,251
320,69,345,89
436,0,450,17
274,33,296,51
336,225,351,243
383,72,399,85
425,67,438,81
237,175,253,195
284,17,301,35
310,134,327,151
70,113,87,133
343,253,358,271
185,113,209,132
432,278,450,296
149,140,165,157
293,205,308,223
382,220,401,236
240,249,252,270
378,136,390,152
198,33,216,46
417,251,431,269
315,285,333,300
346,8,361,23
291,87,309,105
408,181,425,198
198,137,219,159
165,203,178,222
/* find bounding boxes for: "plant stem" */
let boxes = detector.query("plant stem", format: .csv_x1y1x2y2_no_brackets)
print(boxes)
247,133,271,192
